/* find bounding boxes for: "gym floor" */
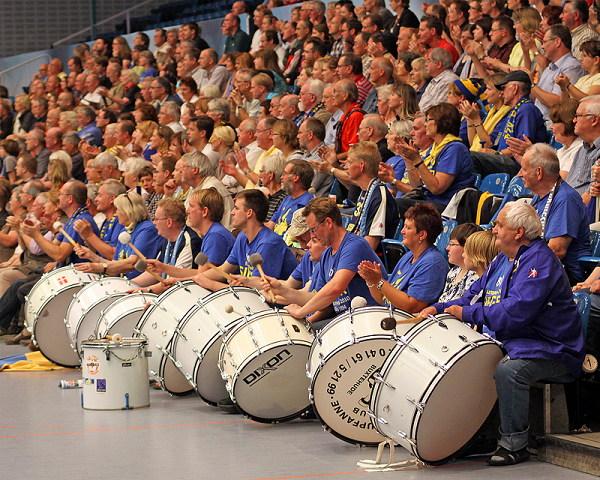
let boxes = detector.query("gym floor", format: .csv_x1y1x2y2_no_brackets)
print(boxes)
0,342,595,480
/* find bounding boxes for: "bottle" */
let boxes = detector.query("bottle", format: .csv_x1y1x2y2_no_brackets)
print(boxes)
58,379,83,389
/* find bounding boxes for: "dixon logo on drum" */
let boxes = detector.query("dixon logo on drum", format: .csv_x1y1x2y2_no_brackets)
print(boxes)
243,349,292,386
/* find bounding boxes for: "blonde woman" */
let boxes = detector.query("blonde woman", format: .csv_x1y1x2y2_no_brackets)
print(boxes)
42,151,72,192
386,83,418,125
58,110,78,134
210,125,240,192
463,230,499,278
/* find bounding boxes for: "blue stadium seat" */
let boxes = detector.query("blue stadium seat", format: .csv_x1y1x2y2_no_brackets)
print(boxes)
381,220,405,272
434,219,457,259
574,291,591,337
479,173,511,195
579,229,600,271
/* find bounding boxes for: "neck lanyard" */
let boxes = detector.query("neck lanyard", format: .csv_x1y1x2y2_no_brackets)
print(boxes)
163,228,185,266
539,179,560,236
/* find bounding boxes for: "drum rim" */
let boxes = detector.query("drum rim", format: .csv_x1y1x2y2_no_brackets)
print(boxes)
73,292,129,347
81,338,148,348
370,333,502,464
156,337,194,396
97,292,157,334
65,277,132,324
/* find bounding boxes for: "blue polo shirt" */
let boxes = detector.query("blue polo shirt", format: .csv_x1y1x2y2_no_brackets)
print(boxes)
113,220,164,279
424,141,474,206
58,207,99,265
201,222,235,266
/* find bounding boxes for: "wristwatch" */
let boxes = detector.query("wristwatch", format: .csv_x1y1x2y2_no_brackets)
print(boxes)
101,263,108,275
376,279,385,291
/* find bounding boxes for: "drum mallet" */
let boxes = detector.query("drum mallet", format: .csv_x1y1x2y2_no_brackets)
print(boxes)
53,221,79,248
380,315,423,331
350,296,368,310
224,305,246,318
105,333,123,342
194,252,234,283
134,258,168,285
248,253,276,303
118,231,149,262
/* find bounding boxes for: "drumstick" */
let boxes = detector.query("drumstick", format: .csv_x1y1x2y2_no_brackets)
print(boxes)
105,333,123,342
118,231,147,261
195,252,234,282
380,315,424,331
247,253,276,303
53,221,79,248
134,258,167,285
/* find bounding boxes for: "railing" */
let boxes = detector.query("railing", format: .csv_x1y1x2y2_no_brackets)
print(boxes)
0,53,51,84
52,0,159,46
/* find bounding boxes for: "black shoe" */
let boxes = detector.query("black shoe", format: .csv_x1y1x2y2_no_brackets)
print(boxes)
487,446,530,466
217,397,241,414
458,438,498,458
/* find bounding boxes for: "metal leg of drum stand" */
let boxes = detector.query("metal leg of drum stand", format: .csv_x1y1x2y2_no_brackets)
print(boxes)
356,439,426,472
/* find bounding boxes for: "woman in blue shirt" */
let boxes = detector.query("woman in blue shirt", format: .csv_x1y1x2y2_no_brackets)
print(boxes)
358,203,449,313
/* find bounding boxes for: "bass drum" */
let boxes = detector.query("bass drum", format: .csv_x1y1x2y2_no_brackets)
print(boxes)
370,314,503,464
307,306,413,446
65,276,133,357
25,266,100,367
219,309,313,423
171,286,270,405
96,292,158,339
135,281,209,395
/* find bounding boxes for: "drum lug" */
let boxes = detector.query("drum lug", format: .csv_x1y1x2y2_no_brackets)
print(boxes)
373,372,395,390
428,358,447,372
376,416,389,425
435,319,448,329
459,335,478,348
184,373,196,388
192,347,203,361
174,359,183,369
406,396,425,413
482,333,503,346
175,328,187,342
351,330,357,344
318,351,324,367
396,430,416,448
366,409,377,420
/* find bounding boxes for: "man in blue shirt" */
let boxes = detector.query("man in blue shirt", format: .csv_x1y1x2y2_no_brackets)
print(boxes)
266,159,314,244
471,71,547,177
520,143,590,284
424,201,584,466
532,25,584,124
284,197,384,323
194,189,297,292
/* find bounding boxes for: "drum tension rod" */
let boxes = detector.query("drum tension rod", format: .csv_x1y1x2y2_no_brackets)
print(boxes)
459,334,479,348
405,396,425,413
373,372,396,390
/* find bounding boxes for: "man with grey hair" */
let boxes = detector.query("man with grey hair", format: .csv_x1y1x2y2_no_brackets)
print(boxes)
198,48,230,94
25,128,50,178
207,98,231,126
424,199,584,466
363,57,394,114
93,151,122,180
62,132,85,181
157,100,183,134
279,94,303,127
571,95,600,200
418,48,459,112
357,114,393,162
180,151,233,229
519,143,590,283
299,118,333,196
297,79,331,126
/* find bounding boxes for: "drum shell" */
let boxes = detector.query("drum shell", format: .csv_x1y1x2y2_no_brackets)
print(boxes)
171,287,270,405
66,277,133,356
81,338,149,410
135,281,209,395
26,266,100,367
219,309,313,423
96,293,158,339
307,306,413,446
370,314,503,464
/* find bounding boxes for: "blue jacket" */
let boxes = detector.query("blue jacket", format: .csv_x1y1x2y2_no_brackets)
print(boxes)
434,239,585,375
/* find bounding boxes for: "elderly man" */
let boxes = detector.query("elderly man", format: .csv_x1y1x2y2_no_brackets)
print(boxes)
299,118,333,196
157,101,183,134
279,94,303,127
197,48,230,94
297,79,331,125
363,57,394,114
519,143,590,284
419,48,459,113
561,0,599,60
424,200,584,466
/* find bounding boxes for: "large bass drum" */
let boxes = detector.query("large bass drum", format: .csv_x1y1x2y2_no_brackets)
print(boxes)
307,306,413,446
219,309,313,423
370,314,503,464
171,286,270,405
66,277,133,357
135,281,209,395
25,266,100,367
96,292,157,339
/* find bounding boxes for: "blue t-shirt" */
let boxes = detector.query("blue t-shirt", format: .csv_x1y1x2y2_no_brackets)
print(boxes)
226,226,297,279
202,222,235,266
532,181,591,283
59,207,99,265
315,232,383,313
271,191,314,238
496,99,548,152
99,216,124,248
424,141,474,206
388,246,449,304
113,219,165,279
291,250,323,291
386,156,406,198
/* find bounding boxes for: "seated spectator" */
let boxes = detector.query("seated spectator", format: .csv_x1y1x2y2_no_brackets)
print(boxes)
358,203,449,313
556,39,600,101
437,223,482,303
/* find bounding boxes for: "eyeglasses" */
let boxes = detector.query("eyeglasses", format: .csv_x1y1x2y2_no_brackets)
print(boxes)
309,219,326,234
154,217,169,222
574,113,597,119
543,36,557,44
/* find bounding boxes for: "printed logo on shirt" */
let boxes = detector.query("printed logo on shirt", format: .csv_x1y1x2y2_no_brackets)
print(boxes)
528,268,538,278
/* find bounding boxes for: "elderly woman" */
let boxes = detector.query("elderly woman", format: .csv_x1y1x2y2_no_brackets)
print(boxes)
421,201,584,466
408,57,431,102
122,157,153,198
378,119,415,197
394,102,475,216
437,223,482,303
76,191,162,279
358,203,449,313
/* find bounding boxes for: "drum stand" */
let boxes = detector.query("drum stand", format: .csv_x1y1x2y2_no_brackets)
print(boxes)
356,439,427,472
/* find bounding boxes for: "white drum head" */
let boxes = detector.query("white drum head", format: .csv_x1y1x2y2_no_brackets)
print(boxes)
97,293,157,339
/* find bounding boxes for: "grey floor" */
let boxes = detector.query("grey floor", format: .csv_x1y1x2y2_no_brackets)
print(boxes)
0,341,594,480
